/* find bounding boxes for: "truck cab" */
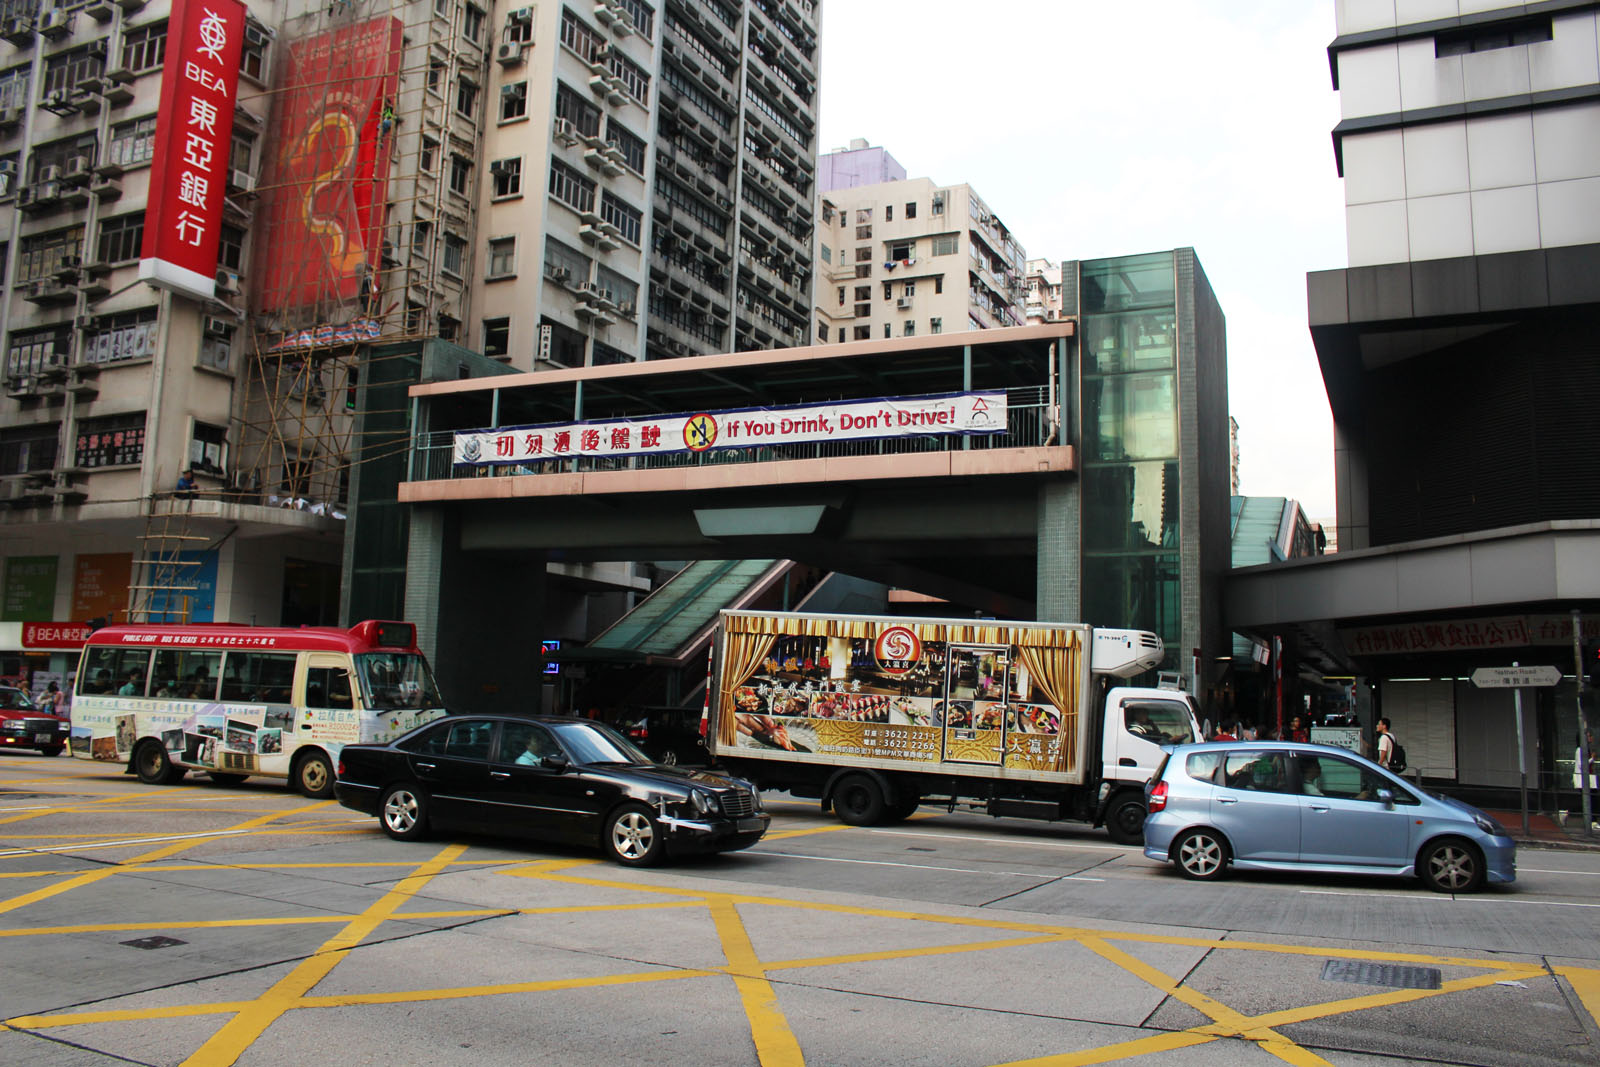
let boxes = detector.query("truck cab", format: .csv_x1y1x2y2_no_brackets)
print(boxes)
1098,686,1202,843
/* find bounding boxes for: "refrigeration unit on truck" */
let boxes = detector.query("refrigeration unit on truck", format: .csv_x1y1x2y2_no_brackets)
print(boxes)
703,610,1201,843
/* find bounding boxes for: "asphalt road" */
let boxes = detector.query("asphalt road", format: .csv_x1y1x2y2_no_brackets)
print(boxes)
1,752,1597,1067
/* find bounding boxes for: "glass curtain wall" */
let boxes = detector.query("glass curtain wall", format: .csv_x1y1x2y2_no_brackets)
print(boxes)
1079,252,1180,663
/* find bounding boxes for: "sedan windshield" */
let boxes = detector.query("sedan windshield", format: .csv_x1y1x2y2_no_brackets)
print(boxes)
354,653,444,711
551,721,652,766
0,688,37,711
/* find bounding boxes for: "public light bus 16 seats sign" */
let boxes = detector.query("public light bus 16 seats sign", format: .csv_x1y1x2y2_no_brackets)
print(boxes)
69,621,447,797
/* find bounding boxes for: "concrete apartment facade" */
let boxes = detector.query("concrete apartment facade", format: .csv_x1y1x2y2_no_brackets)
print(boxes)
813,163,1026,346
0,0,822,690
1228,0,1600,794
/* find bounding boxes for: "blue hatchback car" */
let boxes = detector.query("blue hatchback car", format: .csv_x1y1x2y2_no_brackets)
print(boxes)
1143,741,1515,893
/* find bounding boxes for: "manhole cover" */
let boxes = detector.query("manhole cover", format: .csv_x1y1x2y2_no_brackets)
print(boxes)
121,936,188,950
1320,960,1441,990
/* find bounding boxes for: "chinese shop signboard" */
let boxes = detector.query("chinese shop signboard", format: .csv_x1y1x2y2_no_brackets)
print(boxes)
2,556,58,621
453,392,1009,466
137,0,247,302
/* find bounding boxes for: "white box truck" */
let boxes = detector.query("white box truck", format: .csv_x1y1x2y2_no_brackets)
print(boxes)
703,610,1202,842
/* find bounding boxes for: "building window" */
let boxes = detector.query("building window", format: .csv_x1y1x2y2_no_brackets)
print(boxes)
122,22,168,73
855,264,871,278
931,317,942,334
218,224,245,272
487,236,515,277
595,265,638,316
490,156,520,197
190,422,228,476
885,204,893,222
931,234,958,256
427,56,444,94
906,201,917,219
412,219,432,260
108,116,157,168
856,208,872,223
42,45,107,98
456,77,479,118
19,227,84,282
549,159,596,213
0,423,59,476
855,285,871,302
882,323,891,339
854,247,872,262
1436,16,1551,56
934,275,944,294
605,119,646,174
438,314,459,341
500,81,528,121
449,154,471,196
441,234,466,277
820,244,831,264
76,413,147,469
931,192,945,216
836,286,844,306
555,82,601,137
463,3,484,42
889,241,913,261
543,237,591,285
854,302,871,318
505,6,534,43
615,0,654,36
483,317,509,359
240,22,267,81
5,324,72,377
600,191,642,245
905,280,916,296
856,225,872,240
881,282,891,300
85,309,158,365
853,326,870,340
903,320,915,337
419,136,437,174
97,214,144,264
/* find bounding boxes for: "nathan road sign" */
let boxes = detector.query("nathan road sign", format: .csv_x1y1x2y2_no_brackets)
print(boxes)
1470,665,1562,688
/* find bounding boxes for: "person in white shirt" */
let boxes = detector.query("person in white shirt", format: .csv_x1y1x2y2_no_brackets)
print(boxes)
1375,717,1394,769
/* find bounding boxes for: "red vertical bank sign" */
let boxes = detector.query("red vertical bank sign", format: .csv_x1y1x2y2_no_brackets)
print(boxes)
253,18,404,314
137,0,247,301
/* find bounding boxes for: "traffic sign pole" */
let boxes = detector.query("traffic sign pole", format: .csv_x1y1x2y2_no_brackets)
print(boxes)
1513,662,1528,837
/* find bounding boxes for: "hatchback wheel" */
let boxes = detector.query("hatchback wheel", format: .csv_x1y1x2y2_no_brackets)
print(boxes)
605,803,665,866
1173,828,1230,880
1419,837,1484,894
379,784,430,841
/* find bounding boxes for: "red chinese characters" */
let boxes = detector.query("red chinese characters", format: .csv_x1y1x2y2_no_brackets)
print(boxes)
138,0,247,301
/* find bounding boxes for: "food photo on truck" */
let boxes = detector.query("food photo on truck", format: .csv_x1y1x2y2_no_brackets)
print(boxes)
700,609,1200,842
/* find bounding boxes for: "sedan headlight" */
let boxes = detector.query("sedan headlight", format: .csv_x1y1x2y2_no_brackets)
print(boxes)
689,789,714,815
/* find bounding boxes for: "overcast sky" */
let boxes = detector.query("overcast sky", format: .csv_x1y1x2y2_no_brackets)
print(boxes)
815,1,1347,519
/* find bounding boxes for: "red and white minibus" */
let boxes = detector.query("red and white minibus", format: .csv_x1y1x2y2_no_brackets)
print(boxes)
70,620,447,797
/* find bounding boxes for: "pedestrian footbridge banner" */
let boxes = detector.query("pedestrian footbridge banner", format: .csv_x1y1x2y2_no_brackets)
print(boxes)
453,391,1007,466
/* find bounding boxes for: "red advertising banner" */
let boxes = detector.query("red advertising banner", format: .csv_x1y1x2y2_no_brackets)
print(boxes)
22,623,94,650
70,553,132,622
137,0,247,301
253,17,403,315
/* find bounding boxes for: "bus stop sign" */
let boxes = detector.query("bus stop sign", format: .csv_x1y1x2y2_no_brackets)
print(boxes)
1470,665,1561,688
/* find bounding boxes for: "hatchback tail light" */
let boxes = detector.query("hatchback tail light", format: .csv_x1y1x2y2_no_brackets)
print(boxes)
1147,780,1168,813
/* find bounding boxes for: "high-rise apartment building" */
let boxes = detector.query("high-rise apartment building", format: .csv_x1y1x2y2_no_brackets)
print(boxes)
1024,258,1064,323
813,163,1025,345
0,0,822,687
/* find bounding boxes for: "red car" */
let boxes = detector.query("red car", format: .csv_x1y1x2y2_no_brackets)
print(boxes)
0,686,69,757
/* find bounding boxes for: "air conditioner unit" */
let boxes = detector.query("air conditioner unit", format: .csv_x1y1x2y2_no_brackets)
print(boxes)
215,269,241,294
0,105,20,127
496,40,527,66
897,297,913,308
244,23,269,46
39,8,74,38
64,155,91,180
203,315,234,338
553,118,578,146
230,169,255,192
547,266,572,284
39,164,61,184
508,6,533,21
489,158,511,174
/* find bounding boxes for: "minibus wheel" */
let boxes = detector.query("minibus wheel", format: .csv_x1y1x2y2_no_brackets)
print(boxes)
295,750,335,798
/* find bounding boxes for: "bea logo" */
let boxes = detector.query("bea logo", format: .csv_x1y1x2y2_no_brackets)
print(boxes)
873,626,922,676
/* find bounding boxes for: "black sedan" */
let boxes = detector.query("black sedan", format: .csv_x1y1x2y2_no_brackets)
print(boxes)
333,715,770,866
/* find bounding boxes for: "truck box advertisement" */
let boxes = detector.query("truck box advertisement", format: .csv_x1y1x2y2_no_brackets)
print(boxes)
711,611,1092,784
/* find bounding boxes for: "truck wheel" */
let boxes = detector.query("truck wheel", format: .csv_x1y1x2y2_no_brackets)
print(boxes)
887,790,921,822
833,773,886,826
134,741,186,785
1104,792,1148,845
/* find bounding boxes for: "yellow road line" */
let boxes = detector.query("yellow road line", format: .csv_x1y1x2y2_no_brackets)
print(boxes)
993,1030,1219,1067
296,967,715,1009
0,909,514,938
709,898,805,1067
179,843,468,1067
0,802,333,917
1555,965,1600,1030
762,932,1080,972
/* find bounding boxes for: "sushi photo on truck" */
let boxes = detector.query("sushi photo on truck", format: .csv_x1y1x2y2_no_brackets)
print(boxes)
702,610,1200,842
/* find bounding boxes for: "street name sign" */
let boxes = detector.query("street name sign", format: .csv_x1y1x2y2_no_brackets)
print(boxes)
1470,665,1561,688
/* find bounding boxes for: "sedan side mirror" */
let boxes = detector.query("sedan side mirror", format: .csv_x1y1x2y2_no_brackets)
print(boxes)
1376,788,1394,808
541,754,570,772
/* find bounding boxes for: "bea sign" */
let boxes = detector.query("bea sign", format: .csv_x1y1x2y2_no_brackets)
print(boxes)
138,0,247,302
